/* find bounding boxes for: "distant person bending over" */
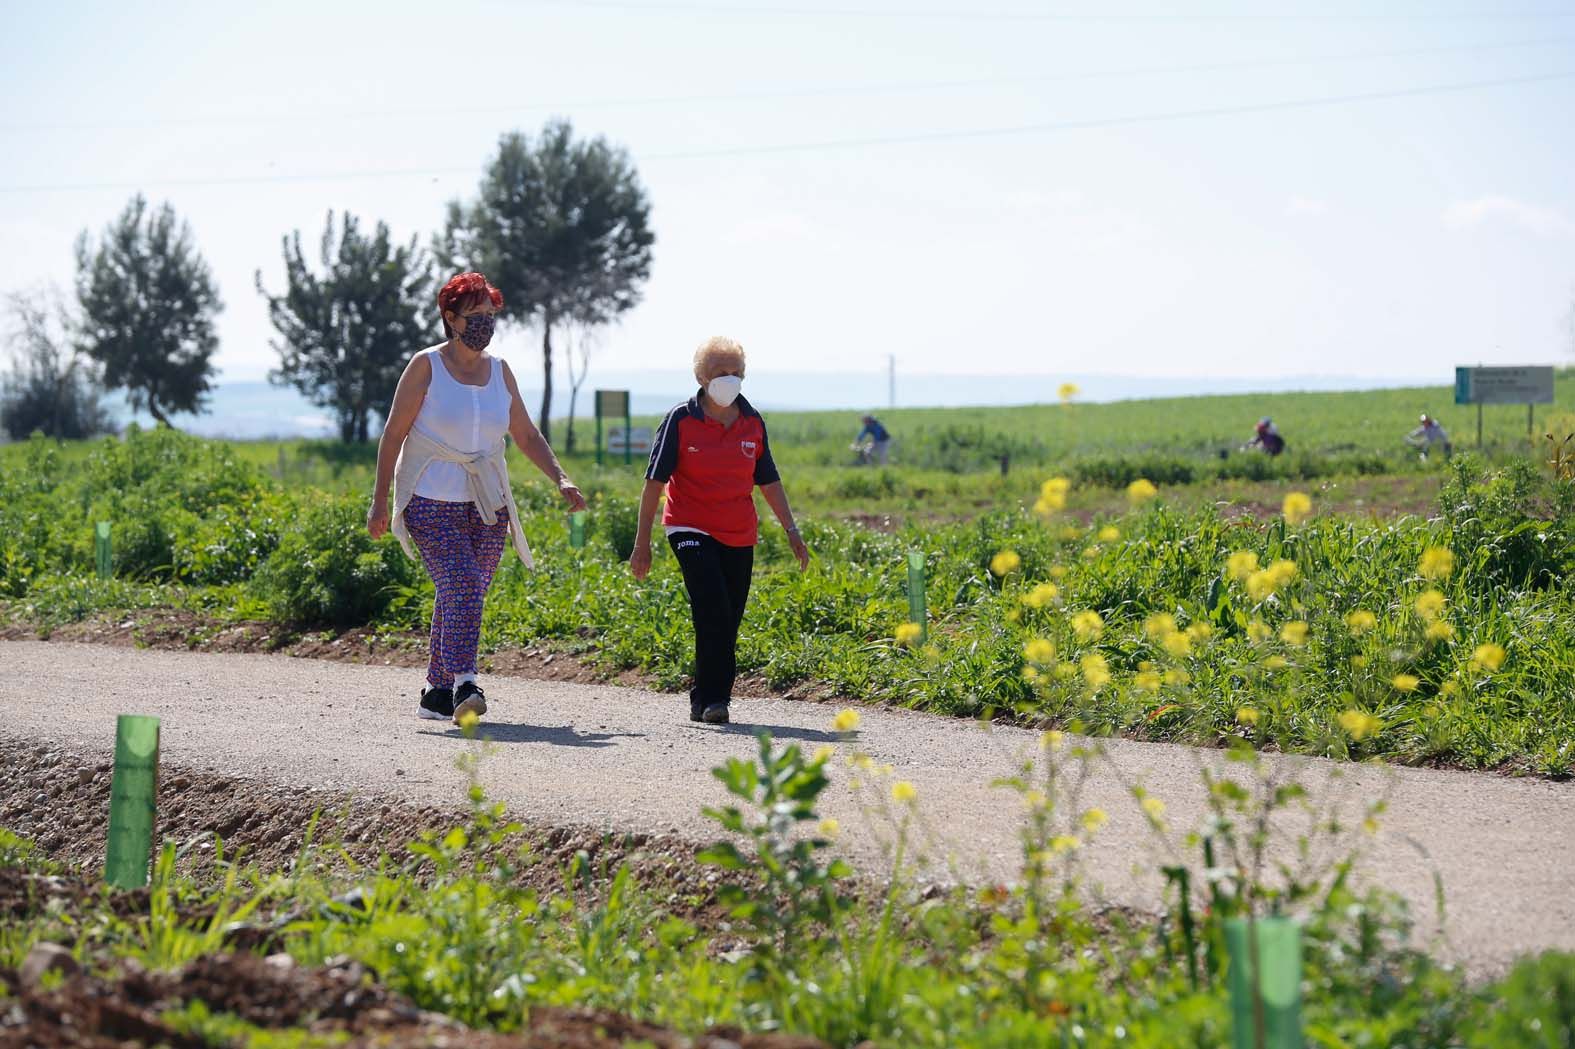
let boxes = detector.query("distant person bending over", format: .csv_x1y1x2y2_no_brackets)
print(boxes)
1244,417,1286,456
855,414,892,465
1407,413,1453,460
367,271,586,725
628,337,810,725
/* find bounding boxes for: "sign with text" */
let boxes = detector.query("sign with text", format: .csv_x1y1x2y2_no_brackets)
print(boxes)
607,426,653,455
595,389,630,418
1454,366,1554,406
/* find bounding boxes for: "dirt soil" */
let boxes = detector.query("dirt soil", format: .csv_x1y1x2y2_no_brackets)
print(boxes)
0,746,827,1049
2,951,829,1048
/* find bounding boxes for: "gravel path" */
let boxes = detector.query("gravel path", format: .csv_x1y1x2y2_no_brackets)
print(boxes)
9,640,1571,975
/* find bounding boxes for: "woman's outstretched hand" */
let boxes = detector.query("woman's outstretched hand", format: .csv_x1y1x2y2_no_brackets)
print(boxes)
560,478,588,512
788,532,810,570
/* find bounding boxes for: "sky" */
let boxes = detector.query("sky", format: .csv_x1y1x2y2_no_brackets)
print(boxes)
3,0,1574,397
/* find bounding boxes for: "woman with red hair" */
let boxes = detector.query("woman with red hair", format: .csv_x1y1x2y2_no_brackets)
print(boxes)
369,272,586,724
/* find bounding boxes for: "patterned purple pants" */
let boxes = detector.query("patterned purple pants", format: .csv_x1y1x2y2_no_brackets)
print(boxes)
402,495,510,689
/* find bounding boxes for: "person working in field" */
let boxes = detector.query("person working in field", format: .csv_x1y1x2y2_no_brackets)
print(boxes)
1406,413,1453,460
367,271,586,725
1243,416,1286,456
628,337,810,725
854,414,892,465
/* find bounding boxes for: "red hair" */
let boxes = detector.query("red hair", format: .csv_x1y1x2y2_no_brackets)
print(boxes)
437,272,504,335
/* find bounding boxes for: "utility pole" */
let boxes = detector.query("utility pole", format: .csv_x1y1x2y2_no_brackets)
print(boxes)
888,354,895,409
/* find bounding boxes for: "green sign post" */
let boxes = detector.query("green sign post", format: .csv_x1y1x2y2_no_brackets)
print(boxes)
95,521,112,579
105,715,160,889
1225,916,1303,1049
595,389,632,467
906,551,928,644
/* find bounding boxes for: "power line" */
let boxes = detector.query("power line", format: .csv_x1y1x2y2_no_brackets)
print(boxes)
1,68,1569,195
2,34,1567,134
525,0,1575,21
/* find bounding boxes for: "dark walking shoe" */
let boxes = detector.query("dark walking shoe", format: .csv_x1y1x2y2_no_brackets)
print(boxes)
701,703,730,725
453,681,488,724
418,686,454,721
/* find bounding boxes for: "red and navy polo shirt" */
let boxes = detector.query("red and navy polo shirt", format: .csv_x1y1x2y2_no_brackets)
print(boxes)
646,392,781,547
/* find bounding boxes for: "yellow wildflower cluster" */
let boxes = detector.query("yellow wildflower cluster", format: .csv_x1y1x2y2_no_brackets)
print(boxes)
990,549,1022,577
1247,619,1273,643
1391,674,1420,693
832,708,862,733
1419,546,1455,581
1414,590,1446,622
1280,621,1309,646
1338,709,1383,740
1127,478,1158,506
818,818,841,839
1023,638,1056,665
1081,808,1108,832
891,781,917,803
1236,706,1261,726
1246,559,1299,602
1143,613,1178,639
1133,670,1162,692
1057,382,1080,404
1141,796,1167,822
895,622,924,647
1036,477,1071,516
1283,491,1313,526
1097,525,1121,543
1345,609,1377,635
1081,653,1111,689
1226,550,1260,581
1071,610,1105,641
1425,621,1455,643
1470,643,1507,673
1021,581,1059,609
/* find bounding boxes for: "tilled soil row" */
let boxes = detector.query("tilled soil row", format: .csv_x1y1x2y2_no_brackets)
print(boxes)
0,742,829,1048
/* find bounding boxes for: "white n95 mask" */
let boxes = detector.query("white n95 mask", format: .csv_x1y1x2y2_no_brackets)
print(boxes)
708,375,742,407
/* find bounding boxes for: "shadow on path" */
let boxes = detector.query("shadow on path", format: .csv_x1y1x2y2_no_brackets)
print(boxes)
419,723,646,748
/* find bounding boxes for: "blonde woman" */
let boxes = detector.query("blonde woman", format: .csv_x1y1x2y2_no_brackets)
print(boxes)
368,271,585,724
629,338,809,724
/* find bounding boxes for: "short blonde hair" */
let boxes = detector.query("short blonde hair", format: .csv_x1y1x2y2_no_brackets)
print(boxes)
694,336,746,383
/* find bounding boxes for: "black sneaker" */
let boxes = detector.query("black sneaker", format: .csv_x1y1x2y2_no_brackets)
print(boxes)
701,703,730,725
418,686,454,721
453,681,488,724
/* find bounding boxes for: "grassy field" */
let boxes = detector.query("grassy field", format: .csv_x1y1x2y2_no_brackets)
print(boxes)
3,375,1574,772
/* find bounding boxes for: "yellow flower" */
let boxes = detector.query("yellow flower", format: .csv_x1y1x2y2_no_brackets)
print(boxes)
818,818,841,839
1338,709,1383,741
1414,590,1447,622
1439,682,1460,699
457,710,481,732
1143,613,1178,640
1021,667,1042,685
1247,619,1272,643
1268,559,1299,587
1081,653,1111,689
832,708,862,733
1097,525,1121,543
1264,655,1289,670
1246,570,1277,603
1470,643,1507,673
1040,730,1066,751
1141,797,1167,821
1033,498,1057,516
1282,491,1313,526
1048,834,1081,854
1023,789,1048,809
894,622,923,647
1362,817,1380,836
1425,621,1456,642
1162,668,1191,686
1126,478,1159,506
1236,706,1261,726
1345,610,1377,636
1049,564,1069,580
1280,621,1309,646
990,550,1022,577
1419,546,1455,581
1186,622,1214,643
1081,808,1109,832
812,744,836,763
1042,476,1071,499
1023,638,1057,665
1038,478,1070,513
1021,582,1059,609
1071,610,1105,641
1391,673,1420,693
1133,670,1162,692
1053,663,1078,680
1226,550,1260,582
891,781,917,803
850,754,876,770
1057,382,1080,404
1162,631,1193,658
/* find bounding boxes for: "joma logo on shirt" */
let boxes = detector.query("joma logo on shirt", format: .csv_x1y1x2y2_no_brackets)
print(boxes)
740,441,757,459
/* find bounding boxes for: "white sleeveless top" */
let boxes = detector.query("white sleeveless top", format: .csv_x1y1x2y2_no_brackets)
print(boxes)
411,347,511,505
